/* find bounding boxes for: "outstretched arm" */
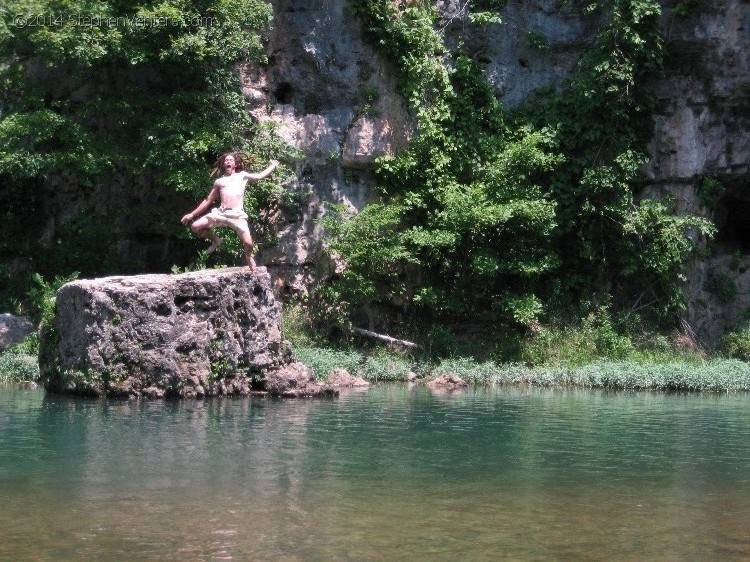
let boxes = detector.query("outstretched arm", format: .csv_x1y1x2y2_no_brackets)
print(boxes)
244,160,279,182
181,184,220,224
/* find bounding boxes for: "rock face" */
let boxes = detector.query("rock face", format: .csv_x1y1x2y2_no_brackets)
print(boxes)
39,268,334,398
0,313,34,351
632,0,749,345
241,0,413,297
243,0,749,344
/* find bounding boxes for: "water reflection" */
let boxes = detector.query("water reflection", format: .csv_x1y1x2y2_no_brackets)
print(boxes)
1,385,748,560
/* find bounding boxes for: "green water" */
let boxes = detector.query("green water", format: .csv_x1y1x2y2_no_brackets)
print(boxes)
1,384,749,561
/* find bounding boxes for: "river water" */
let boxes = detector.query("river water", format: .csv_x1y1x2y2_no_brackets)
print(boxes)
1,384,748,560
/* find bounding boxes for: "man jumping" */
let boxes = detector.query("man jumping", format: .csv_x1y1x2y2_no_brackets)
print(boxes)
181,153,279,269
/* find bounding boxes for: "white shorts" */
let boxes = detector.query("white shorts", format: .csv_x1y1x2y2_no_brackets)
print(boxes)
205,207,250,235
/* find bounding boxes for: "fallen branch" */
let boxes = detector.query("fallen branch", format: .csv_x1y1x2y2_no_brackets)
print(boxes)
352,327,420,349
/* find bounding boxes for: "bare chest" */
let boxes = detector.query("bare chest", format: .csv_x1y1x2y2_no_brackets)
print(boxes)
216,174,247,198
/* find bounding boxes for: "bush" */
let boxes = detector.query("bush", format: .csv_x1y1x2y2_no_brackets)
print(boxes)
0,338,39,383
722,328,750,361
521,305,634,367
705,271,738,304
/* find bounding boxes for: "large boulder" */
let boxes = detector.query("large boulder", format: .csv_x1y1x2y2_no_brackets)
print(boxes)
39,267,333,398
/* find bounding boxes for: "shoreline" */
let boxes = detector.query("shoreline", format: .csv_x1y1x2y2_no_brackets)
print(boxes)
3,347,750,394
296,346,750,393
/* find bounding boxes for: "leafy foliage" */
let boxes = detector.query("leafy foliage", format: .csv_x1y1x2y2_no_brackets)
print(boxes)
722,328,750,361
26,271,79,325
1,0,272,188
328,5,563,324
0,342,40,383
672,0,705,17
697,176,725,208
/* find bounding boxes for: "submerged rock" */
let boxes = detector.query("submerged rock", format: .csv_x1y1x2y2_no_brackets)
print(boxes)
326,368,370,388
264,361,337,398
38,267,331,398
425,374,469,392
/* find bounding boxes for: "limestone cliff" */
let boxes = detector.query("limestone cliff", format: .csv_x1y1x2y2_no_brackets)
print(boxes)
21,0,748,345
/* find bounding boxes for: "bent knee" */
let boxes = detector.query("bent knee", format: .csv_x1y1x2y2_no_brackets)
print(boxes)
191,219,211,233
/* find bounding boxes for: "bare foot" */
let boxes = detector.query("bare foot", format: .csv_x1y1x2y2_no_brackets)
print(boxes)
206,237,223,254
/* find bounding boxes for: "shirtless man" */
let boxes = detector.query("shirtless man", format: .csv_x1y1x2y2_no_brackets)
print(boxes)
181,153,279,269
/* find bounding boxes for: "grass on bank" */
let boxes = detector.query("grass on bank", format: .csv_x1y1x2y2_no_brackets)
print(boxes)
295,345,750,392
285,304,750,392
0,335,39,384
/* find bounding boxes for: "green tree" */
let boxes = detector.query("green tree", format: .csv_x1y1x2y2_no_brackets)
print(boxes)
0,0,275,304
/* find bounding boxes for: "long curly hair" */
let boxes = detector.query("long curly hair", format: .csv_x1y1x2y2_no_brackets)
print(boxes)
210,151,257,177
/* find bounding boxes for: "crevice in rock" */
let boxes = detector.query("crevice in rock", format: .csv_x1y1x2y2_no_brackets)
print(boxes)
714,189,750,253
273,82,294,104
